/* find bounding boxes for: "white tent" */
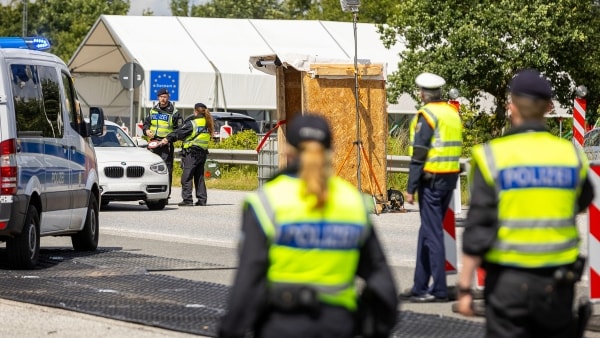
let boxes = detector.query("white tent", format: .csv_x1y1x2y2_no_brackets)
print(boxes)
68,15,572,132
68,15,407,128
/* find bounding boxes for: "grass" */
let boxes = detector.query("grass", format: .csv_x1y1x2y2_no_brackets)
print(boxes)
170,132,471,205
171,162,258,191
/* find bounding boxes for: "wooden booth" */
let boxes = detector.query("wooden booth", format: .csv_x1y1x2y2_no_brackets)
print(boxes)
251,54,389,206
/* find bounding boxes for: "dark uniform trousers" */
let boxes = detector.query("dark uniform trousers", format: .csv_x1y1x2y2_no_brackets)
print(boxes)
181,147,208,204
150,141,174,198
484,266,576,338
414,183,453,298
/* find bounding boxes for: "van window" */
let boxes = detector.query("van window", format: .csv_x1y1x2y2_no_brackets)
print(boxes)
12,64,64,138
38,66,63,138
12,64,43,136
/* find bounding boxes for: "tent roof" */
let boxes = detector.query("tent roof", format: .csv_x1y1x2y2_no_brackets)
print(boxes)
68,15,406,111
68,15,571,117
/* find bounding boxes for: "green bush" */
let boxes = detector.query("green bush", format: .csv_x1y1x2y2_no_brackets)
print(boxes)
209,130,259,150
171,131,259,189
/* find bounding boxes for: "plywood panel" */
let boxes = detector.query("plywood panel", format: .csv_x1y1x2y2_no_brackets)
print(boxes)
301,73,387,200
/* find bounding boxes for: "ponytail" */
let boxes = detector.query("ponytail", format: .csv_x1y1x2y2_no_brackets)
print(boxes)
197,107,214,136
298,141,331,209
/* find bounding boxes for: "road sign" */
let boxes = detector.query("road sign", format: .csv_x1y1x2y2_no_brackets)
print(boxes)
150,71,179,101
119,62,144,89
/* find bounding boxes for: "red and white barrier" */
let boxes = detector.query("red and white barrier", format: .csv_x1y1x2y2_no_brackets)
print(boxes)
588,163,600,301
573,97,586,147
444,193,457,274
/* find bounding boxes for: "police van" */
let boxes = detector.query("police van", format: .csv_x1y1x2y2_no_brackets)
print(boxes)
0,37,105,268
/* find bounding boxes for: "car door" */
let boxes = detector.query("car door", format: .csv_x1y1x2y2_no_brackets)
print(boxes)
60,71,89,229
37,65,72,232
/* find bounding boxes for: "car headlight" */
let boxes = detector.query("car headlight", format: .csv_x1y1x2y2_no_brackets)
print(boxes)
150,162,168,174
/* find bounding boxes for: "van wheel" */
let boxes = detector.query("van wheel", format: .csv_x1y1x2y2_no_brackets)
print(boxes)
146,199,167,210
71,194,99,251
7,205,40,269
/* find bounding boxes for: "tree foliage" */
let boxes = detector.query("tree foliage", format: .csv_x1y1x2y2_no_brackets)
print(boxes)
380,0,600,133
186,0,395,23
190,0,286,19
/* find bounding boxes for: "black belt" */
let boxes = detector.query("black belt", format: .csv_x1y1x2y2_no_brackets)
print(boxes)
183,147,207,154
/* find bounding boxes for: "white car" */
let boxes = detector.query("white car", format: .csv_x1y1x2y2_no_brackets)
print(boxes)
92,121,169,210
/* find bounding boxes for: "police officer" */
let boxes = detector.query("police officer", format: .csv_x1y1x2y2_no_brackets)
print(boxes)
218,114,398,338
161,103,214,206
399,72,463,303
142,88,183,200
456,69,595,337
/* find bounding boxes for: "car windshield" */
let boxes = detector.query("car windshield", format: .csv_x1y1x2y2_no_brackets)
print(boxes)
91,125,136,147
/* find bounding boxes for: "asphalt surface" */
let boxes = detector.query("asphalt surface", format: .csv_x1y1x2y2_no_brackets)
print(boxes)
0,187,598,337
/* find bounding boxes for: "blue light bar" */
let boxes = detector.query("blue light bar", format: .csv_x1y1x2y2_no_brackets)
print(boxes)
0,37,51,51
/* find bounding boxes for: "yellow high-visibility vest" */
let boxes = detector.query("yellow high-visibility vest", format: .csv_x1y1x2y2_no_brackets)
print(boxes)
245,175,371,311
149,108,174,138
472,131,588,268
183,117,210,150
408,102,462,173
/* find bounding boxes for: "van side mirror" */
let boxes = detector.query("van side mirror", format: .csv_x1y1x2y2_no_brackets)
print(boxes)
89,107,105,136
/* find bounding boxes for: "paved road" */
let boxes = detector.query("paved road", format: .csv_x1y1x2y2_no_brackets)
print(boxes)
0,187,597,337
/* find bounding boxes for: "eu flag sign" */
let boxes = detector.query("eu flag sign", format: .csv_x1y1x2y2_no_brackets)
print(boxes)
150,71,179,101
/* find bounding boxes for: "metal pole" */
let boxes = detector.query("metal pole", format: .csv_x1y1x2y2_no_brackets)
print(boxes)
22,0,27,37
129,63,134,136
353,11,361,191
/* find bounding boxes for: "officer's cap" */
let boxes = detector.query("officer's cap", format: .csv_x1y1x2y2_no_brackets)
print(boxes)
157,88,169,97
415,72,446,89
509,69,552,100
287,113,332,149
195,102,207,109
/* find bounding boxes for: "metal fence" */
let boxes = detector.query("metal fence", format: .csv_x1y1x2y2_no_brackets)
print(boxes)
176,149,470,175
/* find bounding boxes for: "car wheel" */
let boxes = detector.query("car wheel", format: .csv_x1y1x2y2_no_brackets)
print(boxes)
146,199,167,210
71,194,99,251
7,205,40,269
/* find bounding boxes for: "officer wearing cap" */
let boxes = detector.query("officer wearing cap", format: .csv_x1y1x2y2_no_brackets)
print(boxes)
456,69,595,337
218,113,398,338
161,103,214,206
399,72,463,303
142,88,183,200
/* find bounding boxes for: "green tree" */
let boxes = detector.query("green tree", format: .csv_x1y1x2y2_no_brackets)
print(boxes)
190,0,286,19
282,0,395,23
0,0,129,63
380,1,600,134
170,0,189,16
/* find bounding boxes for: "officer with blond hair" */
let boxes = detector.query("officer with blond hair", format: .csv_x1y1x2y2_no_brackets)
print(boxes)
218,113,398,338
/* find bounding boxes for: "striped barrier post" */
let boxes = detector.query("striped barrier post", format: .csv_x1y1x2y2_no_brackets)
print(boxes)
444,97,460,274
588,162,600,301
573,97,586,147
444,192,457,274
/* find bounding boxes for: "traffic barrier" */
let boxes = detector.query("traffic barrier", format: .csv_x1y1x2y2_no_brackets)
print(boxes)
219,122,232,141
588,162,600,301
573,97,586,147
444,192,457,274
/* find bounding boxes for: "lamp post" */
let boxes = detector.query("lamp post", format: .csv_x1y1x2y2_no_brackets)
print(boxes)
340,0,362,190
